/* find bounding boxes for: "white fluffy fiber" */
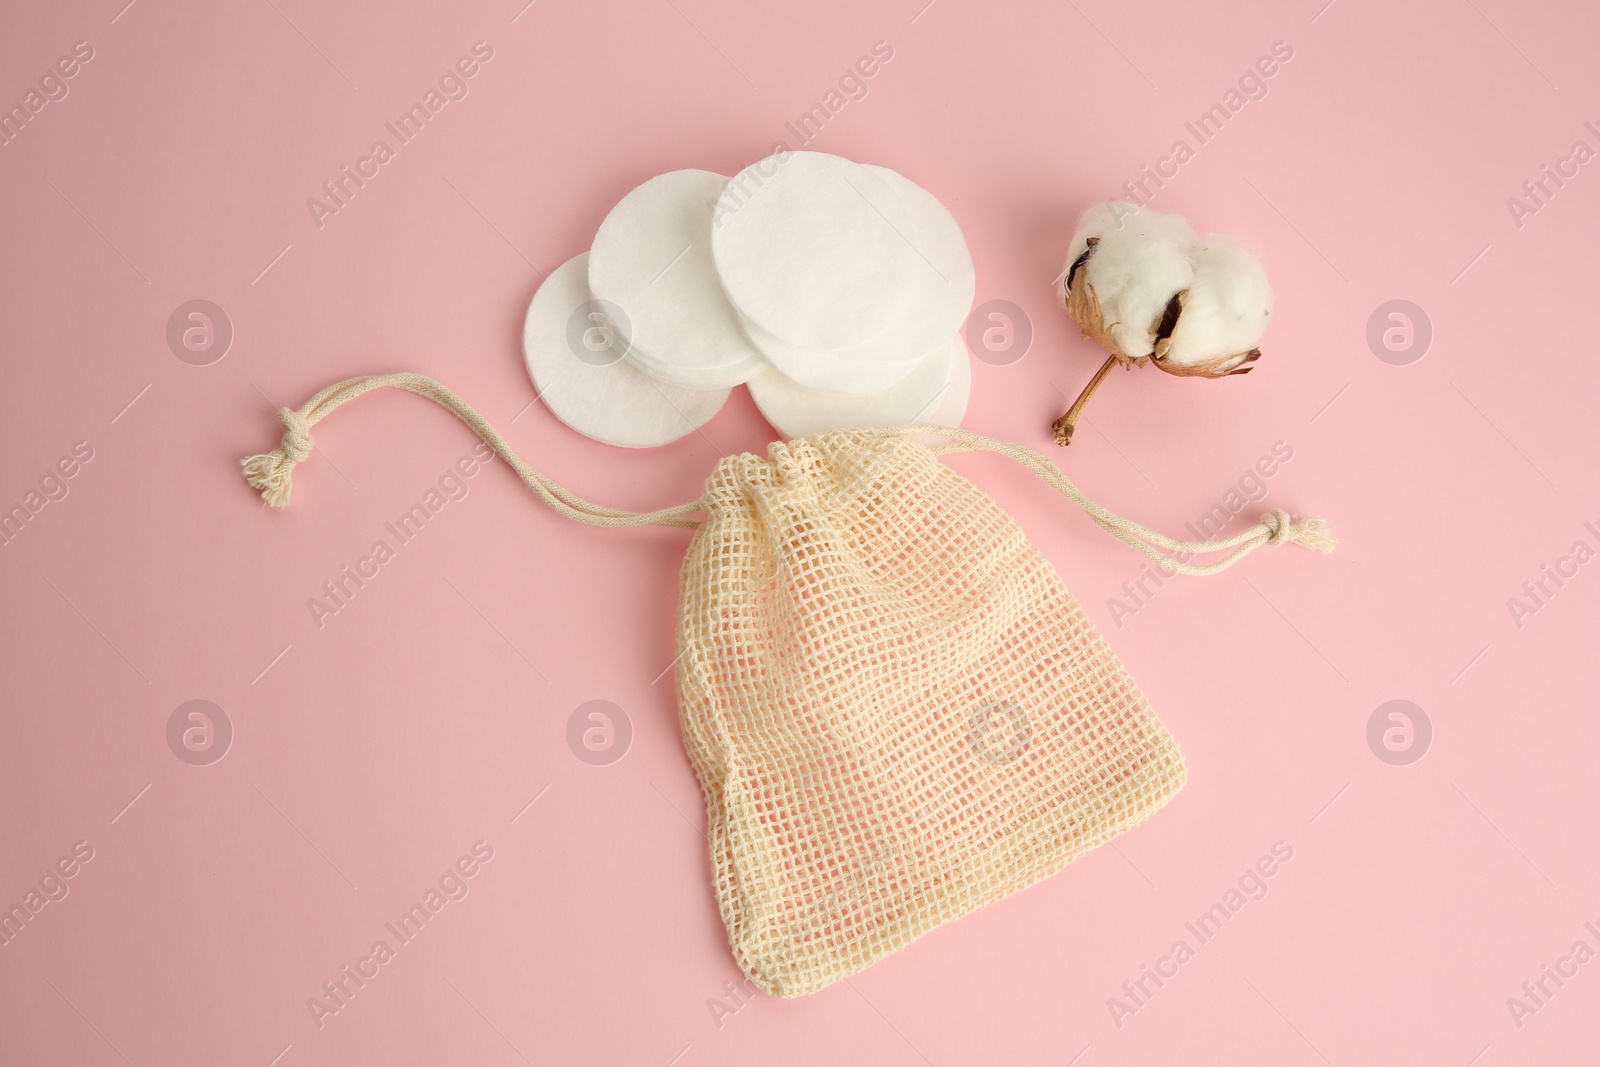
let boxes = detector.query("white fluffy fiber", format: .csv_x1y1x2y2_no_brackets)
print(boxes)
1061,203,1196,358
1062,201,1270,370
1164,236,1272,370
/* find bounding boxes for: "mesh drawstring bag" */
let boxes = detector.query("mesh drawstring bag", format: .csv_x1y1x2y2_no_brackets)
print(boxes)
243,373,1333,998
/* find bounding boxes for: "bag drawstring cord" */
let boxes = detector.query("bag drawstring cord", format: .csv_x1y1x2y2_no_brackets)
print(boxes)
240,372,703,529
890,425,1335,576
241,374,1334,571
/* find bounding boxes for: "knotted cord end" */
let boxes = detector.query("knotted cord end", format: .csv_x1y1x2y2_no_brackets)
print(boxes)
241,407,313,508
1261,509,1336,553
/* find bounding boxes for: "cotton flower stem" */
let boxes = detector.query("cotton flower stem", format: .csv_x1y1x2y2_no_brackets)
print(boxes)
1052,353,1120,446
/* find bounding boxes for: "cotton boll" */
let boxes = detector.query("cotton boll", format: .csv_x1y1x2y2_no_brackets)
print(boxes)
1051,201,1271,446
1159,236,1271,374
1061,202,1198,359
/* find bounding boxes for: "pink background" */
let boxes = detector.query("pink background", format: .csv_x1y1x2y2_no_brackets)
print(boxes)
2,0,1597,1063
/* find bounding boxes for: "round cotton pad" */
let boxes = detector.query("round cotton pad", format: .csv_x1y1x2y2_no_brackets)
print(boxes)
904,336,973,448
741,315,923,395
736,165,976,391
712,152,918,350
748,334,966,440
523,253,729,448
846,165,975,363
926,335,971,426
588,169,762,390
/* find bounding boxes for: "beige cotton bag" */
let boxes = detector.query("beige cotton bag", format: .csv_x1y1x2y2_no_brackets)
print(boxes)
243,373,1333,998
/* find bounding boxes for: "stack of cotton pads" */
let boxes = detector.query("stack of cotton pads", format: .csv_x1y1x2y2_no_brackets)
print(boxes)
522,151,975,447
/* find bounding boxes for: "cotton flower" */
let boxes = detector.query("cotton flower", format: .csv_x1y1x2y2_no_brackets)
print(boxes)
1052,201,1270,445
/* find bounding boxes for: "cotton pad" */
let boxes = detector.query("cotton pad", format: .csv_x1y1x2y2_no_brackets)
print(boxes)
740,164,975,393
741,315,924,395
926,333,971,426
588,169,763,389
1162,236,1272,372
712,152,918,350
846,165,975,362
523,253,729,448
748,334,967,439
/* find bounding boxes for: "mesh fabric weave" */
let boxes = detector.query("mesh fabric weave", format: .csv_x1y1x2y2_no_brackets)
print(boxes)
674,430,1186,998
